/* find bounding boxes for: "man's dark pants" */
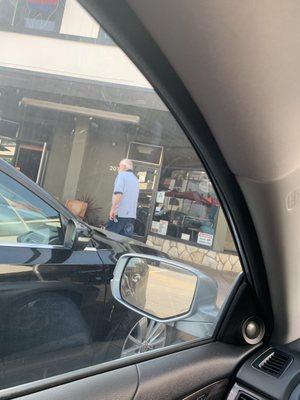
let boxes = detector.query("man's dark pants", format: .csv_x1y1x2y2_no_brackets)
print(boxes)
106,218,135,237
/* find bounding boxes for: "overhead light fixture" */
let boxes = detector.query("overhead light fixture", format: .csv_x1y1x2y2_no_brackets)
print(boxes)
21,98,140,125
137,145,154,154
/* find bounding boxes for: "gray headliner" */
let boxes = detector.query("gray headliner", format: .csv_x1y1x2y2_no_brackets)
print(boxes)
127,0,300,342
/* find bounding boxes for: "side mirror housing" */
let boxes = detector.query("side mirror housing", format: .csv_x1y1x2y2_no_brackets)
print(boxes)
111,253,217,323
64,219,93,250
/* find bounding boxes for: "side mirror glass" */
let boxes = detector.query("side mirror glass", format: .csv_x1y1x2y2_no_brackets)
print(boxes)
64,219,93,250
111,254,205,322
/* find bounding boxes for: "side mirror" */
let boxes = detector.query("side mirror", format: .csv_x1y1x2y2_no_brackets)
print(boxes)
64,219,93,250
111,253,216,323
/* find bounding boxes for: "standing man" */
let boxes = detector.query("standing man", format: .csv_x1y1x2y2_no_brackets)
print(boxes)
106,159,139,237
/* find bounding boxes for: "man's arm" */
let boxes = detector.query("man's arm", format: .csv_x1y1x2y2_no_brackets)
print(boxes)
109,193,123,220
109,173,125,220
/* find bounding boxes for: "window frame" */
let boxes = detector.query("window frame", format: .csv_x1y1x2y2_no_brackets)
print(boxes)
0,0,273,395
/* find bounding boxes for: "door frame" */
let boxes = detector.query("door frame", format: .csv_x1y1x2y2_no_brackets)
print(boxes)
128,142,164,242
13,140,48,184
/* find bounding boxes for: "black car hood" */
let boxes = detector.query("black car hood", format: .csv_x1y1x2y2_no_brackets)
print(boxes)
90,226,166,260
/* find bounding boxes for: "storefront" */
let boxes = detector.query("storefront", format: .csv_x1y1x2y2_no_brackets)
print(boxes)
0,68,237,259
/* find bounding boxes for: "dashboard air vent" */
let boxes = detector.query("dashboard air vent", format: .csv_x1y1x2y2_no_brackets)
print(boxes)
255,350,292,377
237,392,257,400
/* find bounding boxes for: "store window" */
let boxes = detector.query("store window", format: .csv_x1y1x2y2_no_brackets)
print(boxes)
0,0,66,33
0,83,237,255
0,0,115,44
151,168,219,248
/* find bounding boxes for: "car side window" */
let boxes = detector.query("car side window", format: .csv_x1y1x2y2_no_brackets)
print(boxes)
0,172,63,245
0,0,242,391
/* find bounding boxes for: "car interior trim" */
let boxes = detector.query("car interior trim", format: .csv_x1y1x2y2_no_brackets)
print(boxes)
0,342,256,400
0,336,221,399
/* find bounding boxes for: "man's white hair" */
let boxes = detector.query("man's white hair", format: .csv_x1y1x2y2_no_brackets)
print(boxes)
120,158,133,170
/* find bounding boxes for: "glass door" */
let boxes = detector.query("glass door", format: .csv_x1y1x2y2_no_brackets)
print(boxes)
127,142,163,242
0,137,48,184
132,163,161,242
14,142,47,183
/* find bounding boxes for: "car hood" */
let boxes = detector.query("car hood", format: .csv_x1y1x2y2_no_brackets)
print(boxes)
89,226,167,261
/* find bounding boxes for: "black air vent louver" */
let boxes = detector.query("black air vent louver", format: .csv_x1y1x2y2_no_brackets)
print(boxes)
237,392,257,400
255,350,292,377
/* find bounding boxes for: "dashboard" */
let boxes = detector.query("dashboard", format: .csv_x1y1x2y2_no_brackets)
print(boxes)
227,340,300,400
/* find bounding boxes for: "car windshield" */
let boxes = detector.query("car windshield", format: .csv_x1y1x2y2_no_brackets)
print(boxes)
0,183,45,219
0,174,62,243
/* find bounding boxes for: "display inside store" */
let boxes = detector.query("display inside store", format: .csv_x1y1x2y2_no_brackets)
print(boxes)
151,169,219,248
